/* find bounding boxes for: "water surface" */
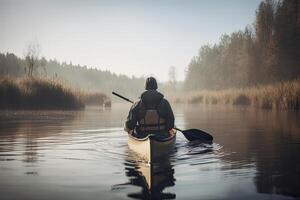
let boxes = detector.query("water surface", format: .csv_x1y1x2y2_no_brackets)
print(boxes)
0,104,299,199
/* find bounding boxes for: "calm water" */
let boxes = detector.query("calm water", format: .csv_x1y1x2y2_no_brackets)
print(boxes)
0,104,299,200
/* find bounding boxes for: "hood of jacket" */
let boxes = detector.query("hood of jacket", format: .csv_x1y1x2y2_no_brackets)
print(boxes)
140,90,164,106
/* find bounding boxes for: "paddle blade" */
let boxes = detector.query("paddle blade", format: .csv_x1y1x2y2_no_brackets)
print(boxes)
181,129,213,142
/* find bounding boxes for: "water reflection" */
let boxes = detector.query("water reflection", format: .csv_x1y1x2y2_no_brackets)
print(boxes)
183,105,300,198
0,110,81,164
252,111,300,197
122,149,176,199
0,105,299,199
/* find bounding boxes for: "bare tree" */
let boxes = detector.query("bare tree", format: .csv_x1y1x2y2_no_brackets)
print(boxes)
168,66,177,91
39,57,47,76
24,42,41,77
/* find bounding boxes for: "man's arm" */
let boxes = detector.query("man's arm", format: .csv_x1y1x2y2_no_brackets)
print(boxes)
124,101,139,133
162,99,175,131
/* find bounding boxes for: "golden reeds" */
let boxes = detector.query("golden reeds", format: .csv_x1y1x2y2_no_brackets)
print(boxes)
0,76,84,110
168,80,300,110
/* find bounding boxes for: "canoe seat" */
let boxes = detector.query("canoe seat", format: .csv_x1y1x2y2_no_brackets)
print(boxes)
130,130,175,142
131,130,171,140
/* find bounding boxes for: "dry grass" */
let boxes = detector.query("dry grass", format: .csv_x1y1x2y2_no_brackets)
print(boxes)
0,76,84,110
168,80,300,110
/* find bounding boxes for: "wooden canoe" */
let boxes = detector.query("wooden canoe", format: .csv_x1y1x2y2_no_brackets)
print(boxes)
127,129,176,163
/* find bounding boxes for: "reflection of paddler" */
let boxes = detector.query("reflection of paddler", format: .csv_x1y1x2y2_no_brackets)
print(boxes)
123,148,176,199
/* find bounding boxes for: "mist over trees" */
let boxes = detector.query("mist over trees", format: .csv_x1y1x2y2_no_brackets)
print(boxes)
0,53,25,77
185,0,300,90
1,0,298,96
0,51,183,98
164,66,177,91
0,53,145,98
42,59,145,98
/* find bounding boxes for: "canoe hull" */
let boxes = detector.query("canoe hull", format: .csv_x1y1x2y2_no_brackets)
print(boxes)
128,130,176,163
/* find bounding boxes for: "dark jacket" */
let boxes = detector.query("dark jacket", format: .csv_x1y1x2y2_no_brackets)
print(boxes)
125,90,174,132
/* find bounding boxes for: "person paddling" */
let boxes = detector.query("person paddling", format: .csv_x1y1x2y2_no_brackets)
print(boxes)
125,77,175,138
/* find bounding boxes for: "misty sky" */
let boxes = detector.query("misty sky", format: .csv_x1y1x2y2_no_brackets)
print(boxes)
0,0,261,81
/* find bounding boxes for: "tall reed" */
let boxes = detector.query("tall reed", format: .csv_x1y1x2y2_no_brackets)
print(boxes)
0,76,84,110
168,80,300,110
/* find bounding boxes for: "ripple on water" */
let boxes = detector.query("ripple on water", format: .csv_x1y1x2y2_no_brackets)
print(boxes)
69,128,129,161
175,140,223,165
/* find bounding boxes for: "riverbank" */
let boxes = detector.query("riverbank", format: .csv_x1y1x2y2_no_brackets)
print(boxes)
0,77,85,110
168,80,300,110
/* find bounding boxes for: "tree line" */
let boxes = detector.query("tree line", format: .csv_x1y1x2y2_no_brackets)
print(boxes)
0,52,145,98
185,0,300,90
0,51,180,98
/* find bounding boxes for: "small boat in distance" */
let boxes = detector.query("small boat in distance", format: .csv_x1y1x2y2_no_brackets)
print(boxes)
127,129,176,163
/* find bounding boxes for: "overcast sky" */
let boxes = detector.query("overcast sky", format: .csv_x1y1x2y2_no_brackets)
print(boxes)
0,0,261,81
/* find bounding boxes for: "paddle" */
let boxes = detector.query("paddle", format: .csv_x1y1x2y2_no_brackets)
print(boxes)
112,91,134,103
174,128,213,142
112,91,213,142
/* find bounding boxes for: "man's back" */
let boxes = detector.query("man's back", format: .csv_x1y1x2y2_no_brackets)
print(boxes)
125,89,174,136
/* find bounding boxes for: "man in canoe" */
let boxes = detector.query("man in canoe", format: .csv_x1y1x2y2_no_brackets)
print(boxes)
125,77,175,138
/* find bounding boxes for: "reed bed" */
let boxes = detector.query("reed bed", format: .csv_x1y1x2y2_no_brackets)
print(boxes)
0,76,84,110
168,80,300,110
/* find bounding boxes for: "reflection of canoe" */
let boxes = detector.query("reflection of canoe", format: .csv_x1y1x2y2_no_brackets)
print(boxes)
127,129,176,163
122,149,176,199
137,159,175,191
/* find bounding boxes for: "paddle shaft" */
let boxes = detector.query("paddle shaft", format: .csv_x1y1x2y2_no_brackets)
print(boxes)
174,127,183,132
112,92,134,103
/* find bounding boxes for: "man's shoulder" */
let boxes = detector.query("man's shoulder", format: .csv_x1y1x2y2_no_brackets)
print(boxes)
160,97,170,104
133,99,141,105
131,99,142,109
